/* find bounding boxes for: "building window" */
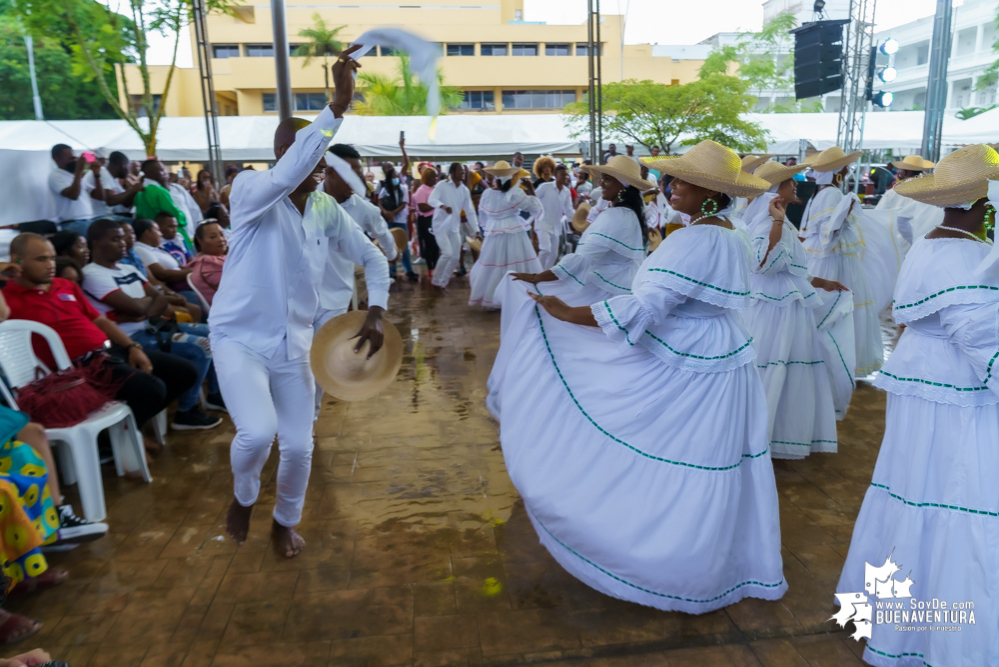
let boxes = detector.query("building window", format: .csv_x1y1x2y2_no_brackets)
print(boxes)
457,90,495,110
545,43,571,56
212,44,240,58
288,43,305,56
262,93,276,112
447,43,475,56
380,46,398,56
576,43,601,56
294,92,327,111
246,43,274,57
501,90,576,109
511,43,538,56
129,94,162,118
480,43,508,56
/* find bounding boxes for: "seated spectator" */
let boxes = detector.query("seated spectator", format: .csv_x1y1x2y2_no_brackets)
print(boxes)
191,169,220,215
155,212,192,265
80,222,224,428
118,221,202,321
134,160,193,250
186,222,227,306
90,151,144,220
203,202,230,229
50,230,90,267
46,144,103,236
4,233,212,437
132,218,192,292
218,165,240,211
54,257,81,284
117,220,148,278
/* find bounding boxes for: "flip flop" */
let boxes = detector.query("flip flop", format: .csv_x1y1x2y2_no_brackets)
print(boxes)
0,610,41,645
8,568,68,597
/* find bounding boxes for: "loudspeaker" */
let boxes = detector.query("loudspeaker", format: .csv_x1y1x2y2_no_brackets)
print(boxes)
791,19,850,100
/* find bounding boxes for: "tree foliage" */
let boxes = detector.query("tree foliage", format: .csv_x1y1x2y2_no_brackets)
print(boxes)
563,77,769,155
293,14,346,100
10,0,236,154
699,12,822,113
0,6,117,120
354,54,463,116
956,104,997,120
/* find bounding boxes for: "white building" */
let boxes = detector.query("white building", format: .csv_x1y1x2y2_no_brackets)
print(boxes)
873,0,999,112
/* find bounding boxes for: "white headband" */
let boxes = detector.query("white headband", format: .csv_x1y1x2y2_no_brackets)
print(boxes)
813,171,836,185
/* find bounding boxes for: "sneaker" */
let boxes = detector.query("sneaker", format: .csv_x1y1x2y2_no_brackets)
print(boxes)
413,257,427,266
456,266,467,277
205,392,227,412
406,272,419,282
55,504,108,544
171,409,223,431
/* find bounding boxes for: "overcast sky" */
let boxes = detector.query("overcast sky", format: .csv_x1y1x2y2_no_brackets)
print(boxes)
147,0,942,68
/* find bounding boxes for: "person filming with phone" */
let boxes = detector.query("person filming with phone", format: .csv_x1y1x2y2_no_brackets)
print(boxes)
47,144,106,236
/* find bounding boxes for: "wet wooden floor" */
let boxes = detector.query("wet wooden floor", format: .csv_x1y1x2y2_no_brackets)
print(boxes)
10,271,890,666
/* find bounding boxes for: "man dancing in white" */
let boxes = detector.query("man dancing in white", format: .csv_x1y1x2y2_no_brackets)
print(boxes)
428,163,478,292
534,165,574,269
210,46,385,557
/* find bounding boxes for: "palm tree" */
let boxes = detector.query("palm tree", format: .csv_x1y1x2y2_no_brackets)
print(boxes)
354,54,464,116
293,14,346,100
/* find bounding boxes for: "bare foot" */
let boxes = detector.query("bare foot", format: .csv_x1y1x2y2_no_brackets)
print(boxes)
226,499,253,545
272,520,306,558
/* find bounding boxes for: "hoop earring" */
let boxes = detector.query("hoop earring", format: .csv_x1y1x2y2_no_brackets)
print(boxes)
701,198,719,217
617,189,626,202
987,203,996,232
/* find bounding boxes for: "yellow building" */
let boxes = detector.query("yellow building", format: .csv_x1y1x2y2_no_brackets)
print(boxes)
117,0,706,117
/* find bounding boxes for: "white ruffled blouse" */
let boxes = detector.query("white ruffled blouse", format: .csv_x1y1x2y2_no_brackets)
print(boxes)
744,194,818,307
552,206,645,297
591,224,756,373
875,237,999,406
477,188,543,236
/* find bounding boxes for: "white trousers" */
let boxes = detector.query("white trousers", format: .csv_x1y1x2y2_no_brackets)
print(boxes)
211,333,316,527
433,228,462,287
313,307,348,418
537,225,560,270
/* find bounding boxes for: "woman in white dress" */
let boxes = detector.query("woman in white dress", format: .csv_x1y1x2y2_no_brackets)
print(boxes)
468,161,543,309
488,141,786,613
836,145,999,667
800,146,883,377
875,155,944,254
741,161,851,459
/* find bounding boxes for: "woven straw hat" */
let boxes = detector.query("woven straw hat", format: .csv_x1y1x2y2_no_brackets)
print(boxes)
465,235,482,254
647,227,663,253
741,154,774,173
485,160,525,179
571,202,591,234
754,161,809,186
893,144,999,208
643,141,771,198
890,155,935,172
390,227,407,255
803,146,862,172
311,311,403,401
582,155,656,191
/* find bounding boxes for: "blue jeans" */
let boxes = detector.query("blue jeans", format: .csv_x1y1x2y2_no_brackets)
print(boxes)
59,217,101,236
132,322,218,411
387,222,413,275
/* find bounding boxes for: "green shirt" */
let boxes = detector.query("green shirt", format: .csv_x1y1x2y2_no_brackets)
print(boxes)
134,182,193,250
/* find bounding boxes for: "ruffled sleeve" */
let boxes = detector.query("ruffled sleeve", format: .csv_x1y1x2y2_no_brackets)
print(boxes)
592,284,687,347
891,239,999,324
939,301,999,396
576,206,646,263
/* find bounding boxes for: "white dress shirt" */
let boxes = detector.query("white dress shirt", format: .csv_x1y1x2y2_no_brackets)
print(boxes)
534,181,574,233
210,106,349,360
168,182,202,237
133,240,181,271
87,170,125,217
319,193,393,314
48,168,96,222
428,180,478,234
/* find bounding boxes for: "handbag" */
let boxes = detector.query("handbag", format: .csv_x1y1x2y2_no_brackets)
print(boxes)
145,316,181,353
13,358,124,429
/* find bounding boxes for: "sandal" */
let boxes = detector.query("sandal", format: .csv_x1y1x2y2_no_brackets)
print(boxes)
9,568,69,597
0,610,41,645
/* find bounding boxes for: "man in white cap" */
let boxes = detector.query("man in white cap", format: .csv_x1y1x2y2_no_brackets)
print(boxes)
210,45,386,558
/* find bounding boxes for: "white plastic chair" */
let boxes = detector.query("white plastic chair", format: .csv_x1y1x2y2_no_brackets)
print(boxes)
0,320,151,522
185,273,212,315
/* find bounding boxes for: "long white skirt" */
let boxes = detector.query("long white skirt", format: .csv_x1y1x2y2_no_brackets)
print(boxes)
469,231,541,309
837,394,999,667
743,298,838,459
807,251,883,377
488,302,787,613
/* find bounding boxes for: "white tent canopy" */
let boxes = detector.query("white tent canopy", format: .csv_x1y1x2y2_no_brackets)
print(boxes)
2,110,996,226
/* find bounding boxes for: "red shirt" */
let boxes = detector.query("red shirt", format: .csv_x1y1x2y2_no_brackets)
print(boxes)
3,278,109,368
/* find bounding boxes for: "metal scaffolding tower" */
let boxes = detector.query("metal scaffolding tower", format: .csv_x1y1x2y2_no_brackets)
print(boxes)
835,0,877,190
192,0,224,186
921,0,954,163
586,0,603,162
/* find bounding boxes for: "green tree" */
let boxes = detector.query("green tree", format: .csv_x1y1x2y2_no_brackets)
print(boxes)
563,77,769,155
975,6,999,92
0,11,116,120
11,0,236,154
354,54,463,116
956,104,997,120
293,14,346,101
